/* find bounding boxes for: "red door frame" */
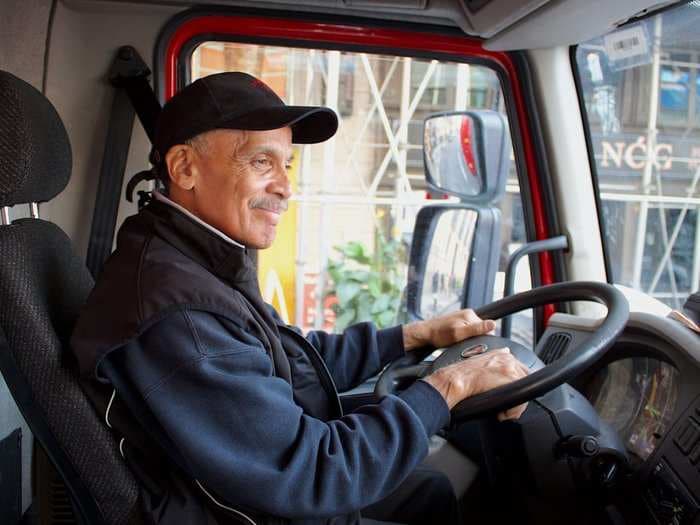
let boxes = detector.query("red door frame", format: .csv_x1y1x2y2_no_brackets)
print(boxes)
161,14,556,314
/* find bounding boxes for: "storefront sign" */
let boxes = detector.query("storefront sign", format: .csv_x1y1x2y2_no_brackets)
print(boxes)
594,132,700,176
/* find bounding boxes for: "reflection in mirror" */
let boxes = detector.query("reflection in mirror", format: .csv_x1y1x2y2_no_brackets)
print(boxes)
424,114,482,197
419,209,478,319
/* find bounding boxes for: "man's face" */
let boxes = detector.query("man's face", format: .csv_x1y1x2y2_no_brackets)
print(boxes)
170,127,294,249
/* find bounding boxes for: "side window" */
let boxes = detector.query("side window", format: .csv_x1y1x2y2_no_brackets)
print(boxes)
191,42,532,344
577,6,700,310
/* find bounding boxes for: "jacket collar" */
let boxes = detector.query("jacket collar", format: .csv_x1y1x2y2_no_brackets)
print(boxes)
143,199,260,296
152,191,246,250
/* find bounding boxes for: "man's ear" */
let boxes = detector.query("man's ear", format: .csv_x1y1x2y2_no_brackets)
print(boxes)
165,144,199,191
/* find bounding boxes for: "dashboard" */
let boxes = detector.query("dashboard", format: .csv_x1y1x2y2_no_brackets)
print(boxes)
539,312,700,525
585,357,680,465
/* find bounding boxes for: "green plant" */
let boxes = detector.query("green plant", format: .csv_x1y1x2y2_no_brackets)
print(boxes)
325,236,406,331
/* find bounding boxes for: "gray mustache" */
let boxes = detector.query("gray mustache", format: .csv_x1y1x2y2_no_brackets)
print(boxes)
250,197,289,213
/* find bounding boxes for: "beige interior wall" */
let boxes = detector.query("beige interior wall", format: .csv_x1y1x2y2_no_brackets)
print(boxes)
43,0,180,256
0,0,52,90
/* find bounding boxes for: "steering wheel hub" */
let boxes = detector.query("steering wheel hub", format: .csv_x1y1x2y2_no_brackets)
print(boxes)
460,344,489,359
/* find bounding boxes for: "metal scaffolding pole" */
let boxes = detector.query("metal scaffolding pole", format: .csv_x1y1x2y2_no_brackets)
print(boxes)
600,192,700,206
367,60,438,195
631,16,663,289
392,58,412,241
649,171,681,306
360,55,410,194
693,206,700,294
399,57,411,193
314,50,340,330
287,52,295,105
455,63,470,111
341,57,399,189
648,167,700,298
295,49,316,326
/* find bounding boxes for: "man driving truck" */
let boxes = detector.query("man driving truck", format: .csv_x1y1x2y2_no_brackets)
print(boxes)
71,71,529,525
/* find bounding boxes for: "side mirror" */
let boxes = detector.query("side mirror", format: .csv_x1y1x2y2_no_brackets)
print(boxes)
406,205,500,320
423,110,511,203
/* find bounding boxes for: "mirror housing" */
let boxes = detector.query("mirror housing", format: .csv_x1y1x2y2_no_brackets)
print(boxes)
423,110,511,204
406,204,500,320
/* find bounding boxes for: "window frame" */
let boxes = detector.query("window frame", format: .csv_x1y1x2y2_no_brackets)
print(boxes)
570,44,615,284
154,7,560,321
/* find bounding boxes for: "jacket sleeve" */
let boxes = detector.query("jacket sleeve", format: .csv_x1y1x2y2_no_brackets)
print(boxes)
105,309,449,520
305,323,405,391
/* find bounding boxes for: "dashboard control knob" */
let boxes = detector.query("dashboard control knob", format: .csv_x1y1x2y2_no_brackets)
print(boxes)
558,435,600,458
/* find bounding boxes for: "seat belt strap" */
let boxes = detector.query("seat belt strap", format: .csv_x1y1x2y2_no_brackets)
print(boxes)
86,46,161,278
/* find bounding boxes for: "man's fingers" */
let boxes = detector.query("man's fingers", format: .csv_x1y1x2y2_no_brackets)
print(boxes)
425,345,531,410
516,361,531,377
495,361,529,422
497,403,528,422
461,318,496,338
480,351,529,422
497,403,528,421
482,319,497,334
426,309,498,348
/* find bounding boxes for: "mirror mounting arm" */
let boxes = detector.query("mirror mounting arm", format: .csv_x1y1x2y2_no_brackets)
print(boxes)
502,235,569,338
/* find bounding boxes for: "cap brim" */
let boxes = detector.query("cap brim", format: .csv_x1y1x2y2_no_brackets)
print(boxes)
219,106,339,144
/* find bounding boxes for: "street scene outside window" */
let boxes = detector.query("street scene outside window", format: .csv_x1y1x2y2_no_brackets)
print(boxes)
191,43,533,345
577,3,700,311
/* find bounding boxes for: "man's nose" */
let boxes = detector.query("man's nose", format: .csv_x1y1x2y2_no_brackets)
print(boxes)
269,167,292,200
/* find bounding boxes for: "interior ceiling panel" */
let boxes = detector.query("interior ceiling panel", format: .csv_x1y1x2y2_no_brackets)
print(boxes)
484,0,680,50
81,0,681,50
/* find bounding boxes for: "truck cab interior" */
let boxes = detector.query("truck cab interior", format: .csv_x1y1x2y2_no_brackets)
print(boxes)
1,0,699,524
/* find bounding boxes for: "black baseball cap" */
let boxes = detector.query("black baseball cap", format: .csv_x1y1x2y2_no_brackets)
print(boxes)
152,72,338,163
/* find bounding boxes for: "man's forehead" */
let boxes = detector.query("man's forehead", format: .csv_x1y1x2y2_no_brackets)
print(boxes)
188,127,293,159
239,128,293,155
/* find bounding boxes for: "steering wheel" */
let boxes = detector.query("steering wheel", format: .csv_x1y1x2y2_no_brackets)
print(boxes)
375,281,629,421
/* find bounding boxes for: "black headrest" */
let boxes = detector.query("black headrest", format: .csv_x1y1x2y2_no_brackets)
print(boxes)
0,71,71,208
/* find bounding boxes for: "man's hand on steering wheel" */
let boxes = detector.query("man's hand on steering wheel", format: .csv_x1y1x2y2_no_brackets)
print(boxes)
422,349,529,421
401,309,529,421
402,309,496,350
380,282,628,424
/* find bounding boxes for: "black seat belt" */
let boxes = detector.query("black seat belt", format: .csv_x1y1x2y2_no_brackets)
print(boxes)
86,46,161,278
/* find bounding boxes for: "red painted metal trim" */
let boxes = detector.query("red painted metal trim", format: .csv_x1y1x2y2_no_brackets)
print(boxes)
162,15,556,314
459,116,478,177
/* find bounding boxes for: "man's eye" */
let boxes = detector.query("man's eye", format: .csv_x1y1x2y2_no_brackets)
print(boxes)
252,158,271,168
285,163,293,171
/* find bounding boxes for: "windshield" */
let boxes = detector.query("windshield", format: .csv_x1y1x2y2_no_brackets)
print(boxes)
576,2,700,310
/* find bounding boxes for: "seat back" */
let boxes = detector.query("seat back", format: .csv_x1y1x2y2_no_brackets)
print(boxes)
0,70,139,525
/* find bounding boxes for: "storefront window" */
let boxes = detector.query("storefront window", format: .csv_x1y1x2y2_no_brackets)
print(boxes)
659,53,691,127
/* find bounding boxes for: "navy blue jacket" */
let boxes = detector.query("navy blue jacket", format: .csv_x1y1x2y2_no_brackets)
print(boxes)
71,200,450,524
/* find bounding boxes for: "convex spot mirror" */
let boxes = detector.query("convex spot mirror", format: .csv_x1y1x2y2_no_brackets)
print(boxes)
423,110,511,204
406,205,500,320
